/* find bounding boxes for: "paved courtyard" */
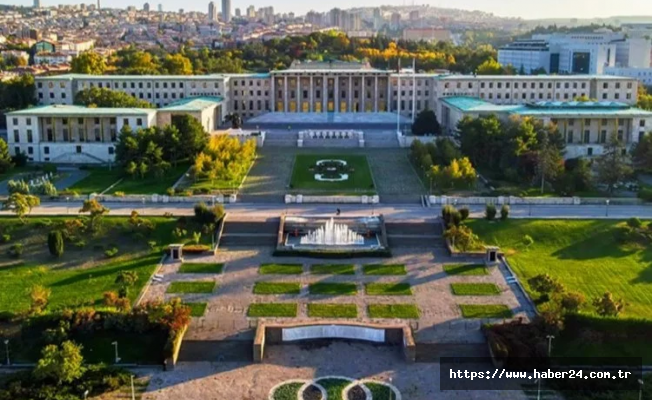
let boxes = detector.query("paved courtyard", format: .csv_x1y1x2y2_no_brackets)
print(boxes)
246,111,410,126
142,342,532,400
239,147,425,203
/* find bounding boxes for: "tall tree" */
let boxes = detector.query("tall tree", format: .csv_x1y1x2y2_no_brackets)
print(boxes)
632,133,652,172
162,54,193,75
171,115,209,158
535,132,564,193
3,193,40,222
595,134,633,196
0,138,15,173
475,57,503,75
0,74,35,110
70,51,107,75
34,341,85,384
411,109,441,136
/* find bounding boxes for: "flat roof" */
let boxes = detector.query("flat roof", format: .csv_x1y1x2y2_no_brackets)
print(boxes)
441,96,521,113
442,96,652,117
437,74,633,81
159,96,224,112
7,105,156,116
35,73,271,80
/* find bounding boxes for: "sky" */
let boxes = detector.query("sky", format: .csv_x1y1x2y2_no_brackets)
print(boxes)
5,0,652,19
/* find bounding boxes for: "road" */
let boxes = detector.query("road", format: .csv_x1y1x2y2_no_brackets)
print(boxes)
7,201,652,220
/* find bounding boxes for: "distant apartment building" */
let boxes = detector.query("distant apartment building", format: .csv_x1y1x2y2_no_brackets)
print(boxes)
605,67,652,87
390,13,401,30
221,0,231,23
498,31,652,74
208,1,217,22
34,52,72,65
402,28,452,43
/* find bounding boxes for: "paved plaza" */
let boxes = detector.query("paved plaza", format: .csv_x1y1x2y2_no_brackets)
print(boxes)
142,342,532,400
246,111,411,126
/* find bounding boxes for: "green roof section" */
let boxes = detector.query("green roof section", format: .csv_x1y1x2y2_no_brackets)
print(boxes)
440,96,521,113
442,96,652,118
158,96,224,112
7,105,156,116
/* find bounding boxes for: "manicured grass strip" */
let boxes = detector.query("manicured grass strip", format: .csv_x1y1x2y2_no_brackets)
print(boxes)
272,382,303,400
184,302,207,317
259,263,303,275
309,282,357,295
363,264,407,275
253,282,301,295
451,283,501,296
365,383,394,400
178,263,224,274
166,281,215,294
316,378,351,400
443,264,489,276
365,283,413,296
368,304,420,319
247,303,297,317
310,264,355,275
459,304,513,319
307,303,358,318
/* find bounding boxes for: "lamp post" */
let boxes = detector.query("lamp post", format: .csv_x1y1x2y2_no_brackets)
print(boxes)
546,335,555,357
111,341,121,364
3,339,9,366
535,378,542,400
605,199,610,217
639,379,644,400
141,197,146,215
131,375,136,400
389,377,393,400
83,390,89,400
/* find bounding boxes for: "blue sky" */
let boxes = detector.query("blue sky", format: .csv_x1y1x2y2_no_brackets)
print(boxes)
7,0,652,19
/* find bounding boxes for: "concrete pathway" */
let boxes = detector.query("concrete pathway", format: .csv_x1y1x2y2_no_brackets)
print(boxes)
8,201,652,220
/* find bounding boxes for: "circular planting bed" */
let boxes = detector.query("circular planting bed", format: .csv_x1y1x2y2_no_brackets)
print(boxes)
302,384,324,400
269,377,400,400
346,385,367,400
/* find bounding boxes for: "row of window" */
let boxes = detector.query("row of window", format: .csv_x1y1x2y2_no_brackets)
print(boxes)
14,128,119,143
14,145,115,159
444,81,634,90
477,92,632,101
14,117,145,126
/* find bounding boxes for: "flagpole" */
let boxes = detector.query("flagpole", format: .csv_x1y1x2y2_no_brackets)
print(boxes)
412,57,417,123
396,58,401,134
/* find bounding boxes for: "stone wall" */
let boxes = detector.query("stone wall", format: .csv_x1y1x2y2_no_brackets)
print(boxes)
429,195,580,206
85,193,238,204
285,194,380,204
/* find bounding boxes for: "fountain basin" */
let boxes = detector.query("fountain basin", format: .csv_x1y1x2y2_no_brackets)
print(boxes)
275,215,391,258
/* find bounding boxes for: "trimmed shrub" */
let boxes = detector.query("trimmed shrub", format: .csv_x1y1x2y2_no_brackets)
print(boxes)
182,244,211,254
500,204,510,220
47,230,64,257
459,207,470,221
104,247,118,258
485,204,497,221
8,243,23,258
193,202,225,226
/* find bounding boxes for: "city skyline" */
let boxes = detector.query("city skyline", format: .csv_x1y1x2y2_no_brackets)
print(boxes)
3,0,652,19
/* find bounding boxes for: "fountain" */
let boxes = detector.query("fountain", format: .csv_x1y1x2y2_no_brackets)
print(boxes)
299,218,364,246
277,216,390,257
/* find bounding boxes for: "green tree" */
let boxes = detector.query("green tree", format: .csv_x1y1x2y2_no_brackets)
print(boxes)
0,138,14,174
34,341,85,384
592,291,625,317
411,109,441,136
0,74,35,110
527,274,565,301
29,284,51,314
560,291,585,313
476,57,504,75
536,132,565,194
47,230,64,257
171,115,209,158
79,199,109,232
162,53,193,75
74,87,153,108
115,270,139,298
595,134,633,196
3,193,40,222
70,51,107,74
632,133,652,172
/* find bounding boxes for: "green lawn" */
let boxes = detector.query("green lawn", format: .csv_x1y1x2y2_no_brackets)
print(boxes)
315,378,351,400
310,264,356,275
467,219,652,318
247,303,297,317
363,264,407,275
451,283,501,296
309,282,358,295
272,382,304,400
253,282,301,295
166,281,215,294
178,263,224,274
0,216,185,315
365,283,413,296
290,154,375,194
185,302,208,317
307,303,358,318
367,304,420,319
68,163,189,195
459,304,513,319
443,264,489,276
259,263,304,275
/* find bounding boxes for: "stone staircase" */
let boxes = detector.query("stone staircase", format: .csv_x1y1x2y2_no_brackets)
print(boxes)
219,219,279,247
363,130,400,148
